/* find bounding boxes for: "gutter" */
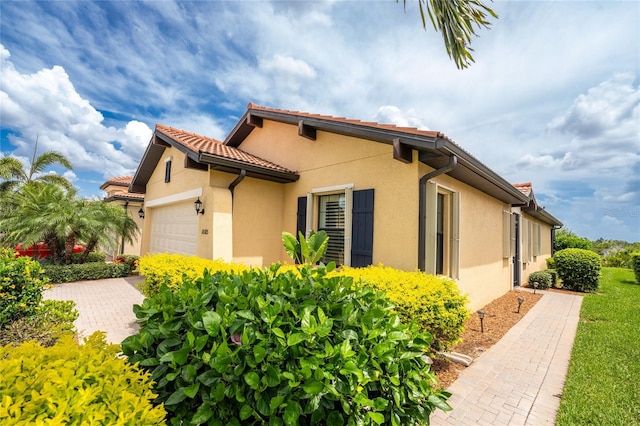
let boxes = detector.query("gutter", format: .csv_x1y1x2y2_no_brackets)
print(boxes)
418,155,458,271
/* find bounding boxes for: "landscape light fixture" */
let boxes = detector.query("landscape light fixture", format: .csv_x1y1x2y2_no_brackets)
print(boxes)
533,281,539,294
194,198,205,215
478,310,486,333
138,208,145,219
517,296,525,313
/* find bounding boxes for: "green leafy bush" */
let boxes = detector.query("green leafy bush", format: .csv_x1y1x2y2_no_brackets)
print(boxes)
0,332,166,424
632,253,640,284
44,262,130,283
335,265,469,351
602,247,635,268
0,248,49,327
138,253,249,297
546,257,556,269
123,264,451,425
554,231,593,252
547,269,558,287
72,251,107,264
554,248,602,292
527,271,552,289
0,299,78,347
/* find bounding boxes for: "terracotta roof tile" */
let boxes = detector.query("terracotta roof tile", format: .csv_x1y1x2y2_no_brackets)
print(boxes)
155,124,296,174
246,102,451,141
513,182,532,197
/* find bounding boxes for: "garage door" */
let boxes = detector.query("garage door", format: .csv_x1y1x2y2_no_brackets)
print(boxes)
150,202,199,255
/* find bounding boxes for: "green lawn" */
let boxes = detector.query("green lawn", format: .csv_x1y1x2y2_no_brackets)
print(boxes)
556,267,640,425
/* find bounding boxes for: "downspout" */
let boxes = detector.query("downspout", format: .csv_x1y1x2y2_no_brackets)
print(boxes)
418,155,457,271
120,201,128,256
228,169,247,204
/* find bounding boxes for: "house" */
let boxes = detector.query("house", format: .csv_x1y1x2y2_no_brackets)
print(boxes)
130,104,562,310
100,176,144,258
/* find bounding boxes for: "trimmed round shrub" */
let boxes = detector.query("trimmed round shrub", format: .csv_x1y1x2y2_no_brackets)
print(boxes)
0,248,49,327
547,269,558,287
0,332,167,424
546,257,556,269
554,248,602,292
527,271,552,289
123,264,451,425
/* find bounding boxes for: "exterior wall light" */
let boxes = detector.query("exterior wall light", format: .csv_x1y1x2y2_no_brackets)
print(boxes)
517,296,525,313
138,208,145,219
194,197,205,215
478,310,486,333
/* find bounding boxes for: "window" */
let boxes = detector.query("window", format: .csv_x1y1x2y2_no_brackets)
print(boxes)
296,186,374,267
164,158,172,183
318,193,346,265
425,182,459,278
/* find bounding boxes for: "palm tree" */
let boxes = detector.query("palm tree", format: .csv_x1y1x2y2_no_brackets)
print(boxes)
79,201,139,263
0,137,74,194
402,0,498,69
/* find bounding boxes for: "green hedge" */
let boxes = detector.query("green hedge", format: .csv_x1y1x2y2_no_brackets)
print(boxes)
632,252,640,284
44,262,131,283
527,271,552,289
123,265,451,425
554,248,602,292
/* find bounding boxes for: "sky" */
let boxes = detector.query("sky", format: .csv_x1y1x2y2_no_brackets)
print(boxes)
0,0,638,242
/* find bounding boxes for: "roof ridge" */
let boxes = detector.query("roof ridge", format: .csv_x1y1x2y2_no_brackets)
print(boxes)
155,123,223,144
246,103,449,139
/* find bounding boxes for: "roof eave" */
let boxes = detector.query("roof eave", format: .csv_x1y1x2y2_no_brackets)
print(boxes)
225,108,445,151
199,153,299,183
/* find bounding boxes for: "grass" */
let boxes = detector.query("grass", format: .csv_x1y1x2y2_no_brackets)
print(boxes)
556,267,640,425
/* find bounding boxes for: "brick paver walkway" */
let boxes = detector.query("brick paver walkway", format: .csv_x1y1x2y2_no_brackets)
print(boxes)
44,276,145,344
431,289,583,425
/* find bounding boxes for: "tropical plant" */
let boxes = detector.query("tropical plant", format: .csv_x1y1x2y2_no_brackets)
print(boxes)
282,230,329,265
0,139,73,193
400,0,498,69
79,201,139,263
0,183,138,265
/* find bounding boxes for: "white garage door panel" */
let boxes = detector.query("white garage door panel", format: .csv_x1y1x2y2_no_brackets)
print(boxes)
150,202,198,255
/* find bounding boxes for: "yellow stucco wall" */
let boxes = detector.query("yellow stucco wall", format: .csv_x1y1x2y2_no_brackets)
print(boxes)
424,172,513,311
236,120,421,271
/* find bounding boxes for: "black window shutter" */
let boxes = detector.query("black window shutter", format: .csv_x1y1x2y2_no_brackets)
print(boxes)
296,196,307,238
351,189,374,267
164,160,172,183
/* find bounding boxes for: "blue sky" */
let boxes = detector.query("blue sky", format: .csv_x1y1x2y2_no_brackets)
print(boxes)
1,0,638,241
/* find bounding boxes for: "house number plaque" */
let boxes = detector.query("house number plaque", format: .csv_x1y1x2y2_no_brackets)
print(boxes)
201,229,209,235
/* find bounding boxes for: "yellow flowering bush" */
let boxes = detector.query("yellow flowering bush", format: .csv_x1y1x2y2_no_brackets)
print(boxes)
0,332,166,425
336,265,469,350
138,253,250,297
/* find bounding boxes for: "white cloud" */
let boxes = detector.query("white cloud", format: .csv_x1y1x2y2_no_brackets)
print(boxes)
0,44,152,179
259,55,317,81
373,106,430,130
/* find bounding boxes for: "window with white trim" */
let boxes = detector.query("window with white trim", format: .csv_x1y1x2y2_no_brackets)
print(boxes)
425,182,459,278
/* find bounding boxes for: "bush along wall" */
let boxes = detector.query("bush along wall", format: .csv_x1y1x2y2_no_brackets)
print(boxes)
335,265,469,351
0,332,167,424
123,264,452,425
553,248,602,292
527,271,552,289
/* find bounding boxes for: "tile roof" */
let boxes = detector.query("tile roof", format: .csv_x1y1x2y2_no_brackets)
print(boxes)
513,182,532,197
104,176,133,186
246,103,452,141
155,124,296,174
